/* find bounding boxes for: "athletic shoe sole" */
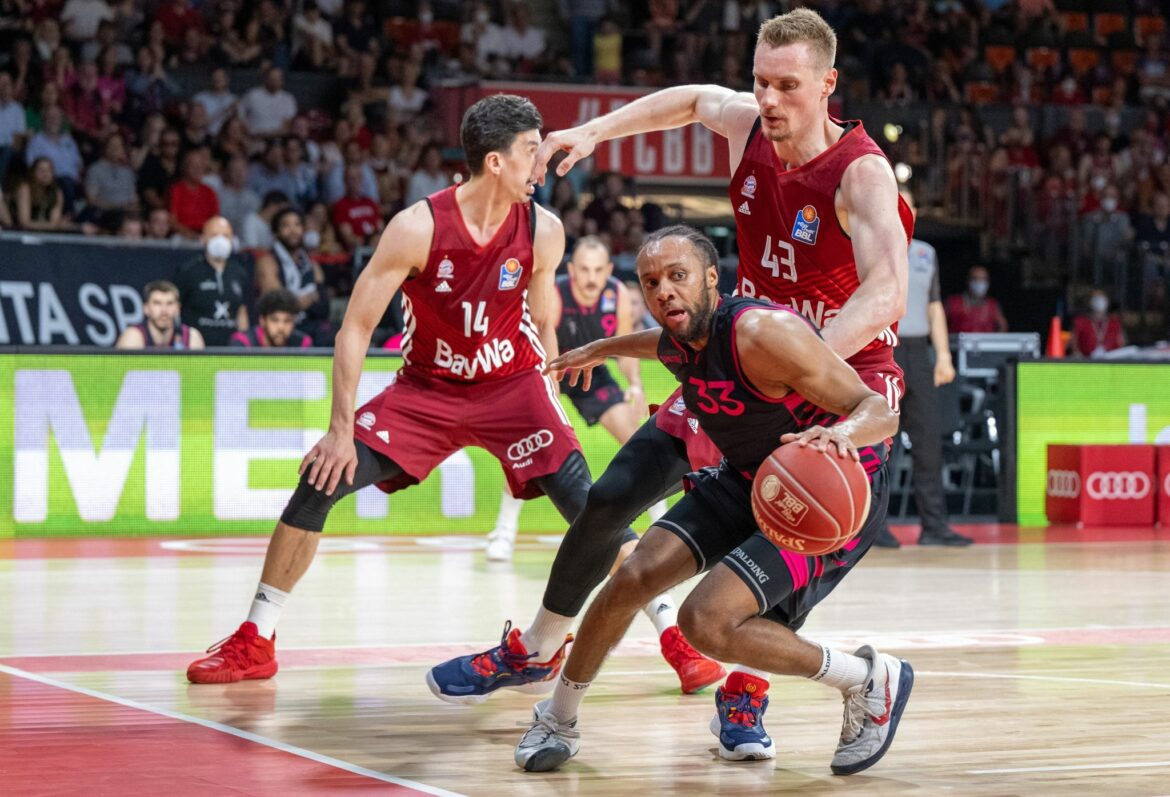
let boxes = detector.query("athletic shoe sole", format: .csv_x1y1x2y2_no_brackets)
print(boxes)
708,713,776,760
187,659,278,685
678,661,728,695
830,659,915,776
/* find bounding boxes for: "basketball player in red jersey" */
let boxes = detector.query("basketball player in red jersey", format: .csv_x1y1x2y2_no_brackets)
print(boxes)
186,94,662,688
430,7,912,759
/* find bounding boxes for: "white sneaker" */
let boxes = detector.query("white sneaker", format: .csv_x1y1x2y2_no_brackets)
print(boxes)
485,528,516,562
831,645,914,776
515,699,580,772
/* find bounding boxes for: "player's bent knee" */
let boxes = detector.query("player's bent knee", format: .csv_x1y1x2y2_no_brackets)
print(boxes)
607,558,668,608
677,599,734,660
279,471,343,533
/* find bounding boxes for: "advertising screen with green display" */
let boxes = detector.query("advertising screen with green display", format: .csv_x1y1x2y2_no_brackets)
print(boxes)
0,353,681,538
1015,361,1170,525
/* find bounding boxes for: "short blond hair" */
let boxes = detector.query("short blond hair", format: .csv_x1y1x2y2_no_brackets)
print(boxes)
757,8,837,70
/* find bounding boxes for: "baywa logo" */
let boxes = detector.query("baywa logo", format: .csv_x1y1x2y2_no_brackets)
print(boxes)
1085,471,1151,501
507,429,554,461
1046,469,1081,499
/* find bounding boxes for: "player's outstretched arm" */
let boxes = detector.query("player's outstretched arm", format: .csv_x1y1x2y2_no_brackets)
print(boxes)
300,201,431,496
545,328,663,391
534,85,758,182
614,281,645,411
823,155,908,360
736,310,899,459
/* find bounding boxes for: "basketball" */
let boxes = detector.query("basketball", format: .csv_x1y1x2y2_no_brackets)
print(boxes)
751,442,872,556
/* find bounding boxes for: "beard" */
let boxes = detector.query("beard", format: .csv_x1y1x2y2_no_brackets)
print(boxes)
674,289,716,344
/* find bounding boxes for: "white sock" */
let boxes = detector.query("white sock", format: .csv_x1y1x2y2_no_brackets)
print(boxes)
732,664,771,679
547,673,590,722
520,607,574,661
492,490,523,538
648,499,668,522
809,645,871,691
643,594,678,636
246,582,289,639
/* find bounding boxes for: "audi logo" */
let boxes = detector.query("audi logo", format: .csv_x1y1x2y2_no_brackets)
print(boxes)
1085,471,1151,501
1046,469,1080,499
507,429,554,461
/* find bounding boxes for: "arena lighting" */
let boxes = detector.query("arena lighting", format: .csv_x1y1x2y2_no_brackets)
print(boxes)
894,162,913,184
883,123,903,143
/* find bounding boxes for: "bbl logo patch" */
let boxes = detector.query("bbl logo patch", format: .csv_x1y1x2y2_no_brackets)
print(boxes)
498,258,523,290
741,174,757,198
437,256,454,279
600,288,616,313
791,204,820,245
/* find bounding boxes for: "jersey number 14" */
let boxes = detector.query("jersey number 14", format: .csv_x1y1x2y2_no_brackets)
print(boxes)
462,301,489,337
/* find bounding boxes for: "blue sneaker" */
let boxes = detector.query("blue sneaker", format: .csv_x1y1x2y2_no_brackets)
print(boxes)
426,621,572,705
708,674,775,760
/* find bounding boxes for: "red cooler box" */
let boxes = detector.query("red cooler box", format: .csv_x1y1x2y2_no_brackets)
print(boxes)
1045,445,1156,526
1159,447,1170,526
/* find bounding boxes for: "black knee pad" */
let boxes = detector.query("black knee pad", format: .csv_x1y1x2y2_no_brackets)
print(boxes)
535,450,593,524
279,441,406,532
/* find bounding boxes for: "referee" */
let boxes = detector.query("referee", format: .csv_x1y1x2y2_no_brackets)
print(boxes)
877,190,972,548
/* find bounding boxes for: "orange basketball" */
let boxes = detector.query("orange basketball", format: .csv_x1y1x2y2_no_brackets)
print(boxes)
751,442,872,556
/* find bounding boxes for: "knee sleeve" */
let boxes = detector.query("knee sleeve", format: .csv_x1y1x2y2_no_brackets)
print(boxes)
540,419,692,617
534,449,593,524
279,441,404,532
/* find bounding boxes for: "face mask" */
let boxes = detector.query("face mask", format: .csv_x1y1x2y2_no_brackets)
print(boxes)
419,10,433,24
1061,79,1077,94
206,234,232,260
1102,197,1118,213
969,280,988,298
1105,113,1120,129
303,229,321,249
1091,175,1107,192
476,9,490,24
1091,296,1109,314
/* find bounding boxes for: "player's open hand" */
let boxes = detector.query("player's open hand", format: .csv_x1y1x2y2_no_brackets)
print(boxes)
300,427,358,496
545,343,607,391
780,426,859,461
533,127,596,186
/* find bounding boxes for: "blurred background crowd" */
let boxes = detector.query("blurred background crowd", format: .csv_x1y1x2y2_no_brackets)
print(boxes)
1,0,1169,348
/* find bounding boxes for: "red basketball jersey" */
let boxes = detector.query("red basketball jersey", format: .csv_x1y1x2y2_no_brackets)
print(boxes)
729,119,914,367
400,186,546,382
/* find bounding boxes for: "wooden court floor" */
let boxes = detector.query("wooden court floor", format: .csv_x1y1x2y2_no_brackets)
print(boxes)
2,525,1170,796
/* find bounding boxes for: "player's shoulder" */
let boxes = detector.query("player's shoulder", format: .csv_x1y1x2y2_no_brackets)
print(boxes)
532,202,564,235
387,200,435,240
840,153,896,193
732,301,814,346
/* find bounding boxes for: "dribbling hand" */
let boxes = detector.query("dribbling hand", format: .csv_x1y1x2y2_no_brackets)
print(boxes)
545,343,607,391
300,428,358,496
532,128,597,187
780,426,859,461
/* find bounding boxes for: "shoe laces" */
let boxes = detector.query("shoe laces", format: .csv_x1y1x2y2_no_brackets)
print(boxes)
721,691,762,727
518,713,580,745
840,686,869,742
205,627,255,670
471,621,538,677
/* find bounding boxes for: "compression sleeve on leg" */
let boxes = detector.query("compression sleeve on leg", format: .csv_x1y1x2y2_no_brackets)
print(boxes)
279,441,406,532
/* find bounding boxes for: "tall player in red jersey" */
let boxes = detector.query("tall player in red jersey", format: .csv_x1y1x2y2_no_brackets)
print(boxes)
187,94,648,688
429,8,912,759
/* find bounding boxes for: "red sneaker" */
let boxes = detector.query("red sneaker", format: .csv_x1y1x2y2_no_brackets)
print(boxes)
187,622,278,684
660,625,727,694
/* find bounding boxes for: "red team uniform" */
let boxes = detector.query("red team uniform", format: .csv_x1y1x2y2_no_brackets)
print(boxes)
656,119,913,467
352,186,581,499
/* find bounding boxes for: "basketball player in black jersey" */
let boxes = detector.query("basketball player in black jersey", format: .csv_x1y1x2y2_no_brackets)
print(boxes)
515,227,914,777
485,235,667,562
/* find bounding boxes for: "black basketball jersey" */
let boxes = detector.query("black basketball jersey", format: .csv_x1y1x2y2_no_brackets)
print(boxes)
556,274,621,351
656,296,840,476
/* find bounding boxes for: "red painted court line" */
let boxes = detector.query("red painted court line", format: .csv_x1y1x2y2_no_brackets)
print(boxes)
0,671,440,796
7,625,1170,675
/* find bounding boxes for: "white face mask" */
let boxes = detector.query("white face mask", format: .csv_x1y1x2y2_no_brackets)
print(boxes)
419,10,433,24
205,234,232,260
476,9,490,24
303,229,321,250
1091,175,1107,192
969,280,989,298
1102,197,1118,213
1091,296,1109,314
